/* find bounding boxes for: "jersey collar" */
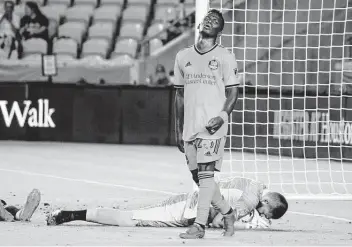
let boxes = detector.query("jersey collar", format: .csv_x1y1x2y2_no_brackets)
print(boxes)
193,43,218,55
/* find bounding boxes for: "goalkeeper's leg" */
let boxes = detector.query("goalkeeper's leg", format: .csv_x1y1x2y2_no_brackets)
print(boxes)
47,193,190,227
47,208,137,226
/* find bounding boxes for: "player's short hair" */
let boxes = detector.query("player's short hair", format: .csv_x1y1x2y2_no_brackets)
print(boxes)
207,9,225,32
270,192,288,219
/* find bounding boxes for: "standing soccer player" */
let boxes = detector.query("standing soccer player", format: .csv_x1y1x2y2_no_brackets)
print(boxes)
174,9,240,239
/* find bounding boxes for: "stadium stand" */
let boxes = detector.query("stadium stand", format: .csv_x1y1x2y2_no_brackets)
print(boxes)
58,22,86,45
74,0,98,8
53,38,78,58
64,5,94,24
100,0,124,7
154,6,177,23
22,38,47,57
0,0,195,62
81,38,109,58
88,22,114,43
112,38,138,58
149,38,163,54
93,5,121,24
147,23,167,40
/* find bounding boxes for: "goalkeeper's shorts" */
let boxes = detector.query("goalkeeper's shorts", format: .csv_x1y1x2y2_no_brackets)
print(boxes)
185,137,226,170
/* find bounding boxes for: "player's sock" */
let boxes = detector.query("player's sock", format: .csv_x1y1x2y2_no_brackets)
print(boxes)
5,206,20,218
211,183,231,215
56,210,87,223
194,171,215,227
86,208,136,226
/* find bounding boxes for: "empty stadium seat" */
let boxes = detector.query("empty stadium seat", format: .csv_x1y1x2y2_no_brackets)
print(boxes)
154,6,177,23
157,0,179,7
88,22,114,42
53,38,78,58
119,22,144,40
112,38,138,58
122,6,149,23
41,6,61,23
93,5,121,24
74,0,98,7
22,38,48,56
58,22,86,44
47,0,71,7
81,38,109,58
147,23,166,40
128,0,152,7
65,5,94,24
100,0,124,6
149,38,163,54
42,4,68,19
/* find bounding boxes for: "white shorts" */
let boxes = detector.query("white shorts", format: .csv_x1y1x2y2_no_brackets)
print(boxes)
185,137,226,171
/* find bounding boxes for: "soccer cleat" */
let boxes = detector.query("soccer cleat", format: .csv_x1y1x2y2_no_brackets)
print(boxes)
18,189,41,221
0,201,14,222
222,209,236,237
179,223,205,239
46,210,65,225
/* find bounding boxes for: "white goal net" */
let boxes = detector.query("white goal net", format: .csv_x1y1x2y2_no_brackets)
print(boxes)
206,0,352,199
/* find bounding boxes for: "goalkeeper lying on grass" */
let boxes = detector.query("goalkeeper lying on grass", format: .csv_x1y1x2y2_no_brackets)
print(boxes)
46,177,288,232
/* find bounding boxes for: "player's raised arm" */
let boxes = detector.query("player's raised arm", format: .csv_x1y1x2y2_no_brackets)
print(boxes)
174,53,185,153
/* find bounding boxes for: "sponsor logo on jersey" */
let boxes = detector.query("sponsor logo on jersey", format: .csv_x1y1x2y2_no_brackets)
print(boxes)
185,61,192,67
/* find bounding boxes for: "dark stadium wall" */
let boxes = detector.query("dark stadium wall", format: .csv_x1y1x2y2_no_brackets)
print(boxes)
0,84,27,140
0,83,352,161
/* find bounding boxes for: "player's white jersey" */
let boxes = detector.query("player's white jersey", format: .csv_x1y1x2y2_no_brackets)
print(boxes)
174,44,239,142
132,177,267,228
184,177,266,220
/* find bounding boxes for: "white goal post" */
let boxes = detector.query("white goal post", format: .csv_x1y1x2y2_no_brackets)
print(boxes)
196,0,352,200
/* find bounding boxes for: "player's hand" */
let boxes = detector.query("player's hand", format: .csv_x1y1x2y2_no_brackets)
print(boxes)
206,116,224,135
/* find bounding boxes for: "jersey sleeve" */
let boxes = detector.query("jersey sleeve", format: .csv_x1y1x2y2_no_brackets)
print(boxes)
173,53,184,89
223,52,239,88
218,177,265,219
